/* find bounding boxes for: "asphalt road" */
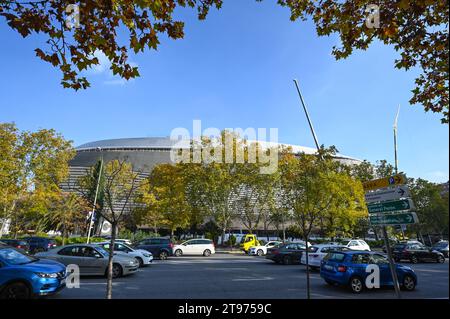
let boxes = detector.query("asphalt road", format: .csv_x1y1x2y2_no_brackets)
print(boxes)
51,254,449,299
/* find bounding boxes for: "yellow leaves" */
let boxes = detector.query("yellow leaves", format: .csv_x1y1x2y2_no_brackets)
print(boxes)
383,24,398,39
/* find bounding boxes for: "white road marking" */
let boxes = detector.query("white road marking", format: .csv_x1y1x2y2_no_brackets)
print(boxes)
232,277,274,282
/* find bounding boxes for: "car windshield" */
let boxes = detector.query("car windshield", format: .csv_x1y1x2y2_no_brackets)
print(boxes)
340,241,350,246
0,248,38,265
394,244,407,249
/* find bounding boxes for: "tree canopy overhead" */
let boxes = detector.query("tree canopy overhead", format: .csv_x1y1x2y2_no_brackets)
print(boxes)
277,0,449,122
1,1,447,121
0,0,222,89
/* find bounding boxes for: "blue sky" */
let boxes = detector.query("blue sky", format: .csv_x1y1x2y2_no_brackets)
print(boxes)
0,0,448,183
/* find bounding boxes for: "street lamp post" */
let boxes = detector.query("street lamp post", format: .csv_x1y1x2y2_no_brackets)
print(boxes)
87,148,104,244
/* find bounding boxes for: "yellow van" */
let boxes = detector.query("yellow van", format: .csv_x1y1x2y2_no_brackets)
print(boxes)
240,234,260,253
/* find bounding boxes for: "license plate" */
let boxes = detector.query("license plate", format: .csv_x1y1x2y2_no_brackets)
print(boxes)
324,265,333,271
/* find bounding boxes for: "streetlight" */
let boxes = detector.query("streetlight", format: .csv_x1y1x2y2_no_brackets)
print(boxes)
87,147,104,244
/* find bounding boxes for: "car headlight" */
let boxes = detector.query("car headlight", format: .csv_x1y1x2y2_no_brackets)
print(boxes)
143,253,151,258
36,272,59,278
130,260,137,265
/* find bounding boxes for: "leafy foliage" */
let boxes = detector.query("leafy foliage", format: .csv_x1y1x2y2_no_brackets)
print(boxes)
0,0,222,89
277,0,449,122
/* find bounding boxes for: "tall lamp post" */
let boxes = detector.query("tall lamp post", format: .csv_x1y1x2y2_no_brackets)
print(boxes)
87,147,104,244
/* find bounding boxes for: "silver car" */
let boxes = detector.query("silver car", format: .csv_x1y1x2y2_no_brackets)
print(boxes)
36,244,138,278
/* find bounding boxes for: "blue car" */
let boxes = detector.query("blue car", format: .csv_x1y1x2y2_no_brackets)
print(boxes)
0,245,66,299
320,250,417,293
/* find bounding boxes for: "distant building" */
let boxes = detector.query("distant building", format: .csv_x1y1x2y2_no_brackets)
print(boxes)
62,137,362,235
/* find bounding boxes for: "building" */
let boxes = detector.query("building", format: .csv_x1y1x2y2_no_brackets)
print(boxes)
63,137,362,235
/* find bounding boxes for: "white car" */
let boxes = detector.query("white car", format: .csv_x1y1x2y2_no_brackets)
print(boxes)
341,239,371,251
300,244,349,269
248,241,282,256
98,242,153,267
173,239,216,257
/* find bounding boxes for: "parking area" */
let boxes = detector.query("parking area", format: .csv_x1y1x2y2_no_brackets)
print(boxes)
51,254,449,299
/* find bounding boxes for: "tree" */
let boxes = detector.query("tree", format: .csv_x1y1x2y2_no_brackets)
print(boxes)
279,147,365,299
0,0,222,90
278,0,449,122
409,178,449,238
143,164,191,238
0,123,75,237
40,192,89,245
91,159,142,299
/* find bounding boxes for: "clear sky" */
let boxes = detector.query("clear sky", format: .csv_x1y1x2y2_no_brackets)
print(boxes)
0,0,448,183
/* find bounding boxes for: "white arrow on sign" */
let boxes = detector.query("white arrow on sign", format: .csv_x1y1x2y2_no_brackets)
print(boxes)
365,185,411,204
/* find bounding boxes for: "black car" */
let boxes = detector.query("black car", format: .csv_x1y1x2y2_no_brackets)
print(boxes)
393,242,446,264
134,237,174,260
0,239,30,254
22,237,57,254
432,241,449,258
266,242,305,265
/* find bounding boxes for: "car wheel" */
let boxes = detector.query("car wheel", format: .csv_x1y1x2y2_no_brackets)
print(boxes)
112,264,123,278
283,256,292,265
159,251,169,260
437,255,445,264
257,250,264,257
203,249,212,257
174,249,183,257
410,255,418,264
350,277,364,294
135,257,144,267
402,275,416,291
0,282,31,299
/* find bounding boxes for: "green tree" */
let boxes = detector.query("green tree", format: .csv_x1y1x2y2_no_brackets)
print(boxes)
409,178,449,238
279,146,365,299
0,123,75,237
0,0,222,90
278,0,449,122
40,192,89,245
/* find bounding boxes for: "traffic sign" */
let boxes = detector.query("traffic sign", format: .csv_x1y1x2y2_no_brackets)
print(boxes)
365,185,411,203
369,212,419,225
363,174,407,191
367,198,415,214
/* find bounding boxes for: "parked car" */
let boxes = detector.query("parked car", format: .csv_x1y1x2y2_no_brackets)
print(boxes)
173,239,216,257
101,237,133,246
23,237,57,254
248,241,282,256
266,242,305,265
134,237,174,260
0,239,30,254
392,242,446,263
300,245,350,270
35,244,138,278
320,251,417,294
432,241,449,258
340,239,371,251
0,246,66,299
97,242,153,267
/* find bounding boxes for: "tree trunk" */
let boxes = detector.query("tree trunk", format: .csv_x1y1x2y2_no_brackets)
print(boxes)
106,222,117,300
305,232,311,300
221,228,226,246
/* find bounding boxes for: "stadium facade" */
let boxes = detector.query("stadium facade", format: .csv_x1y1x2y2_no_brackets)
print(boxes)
62,137,362,236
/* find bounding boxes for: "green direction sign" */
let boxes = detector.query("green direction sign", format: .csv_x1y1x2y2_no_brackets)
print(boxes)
367,199,414,214
369,212,419,225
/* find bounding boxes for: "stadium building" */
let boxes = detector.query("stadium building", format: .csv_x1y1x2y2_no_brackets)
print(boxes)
62,137,362,236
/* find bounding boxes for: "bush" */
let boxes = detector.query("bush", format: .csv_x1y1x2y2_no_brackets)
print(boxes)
118,230,158,244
